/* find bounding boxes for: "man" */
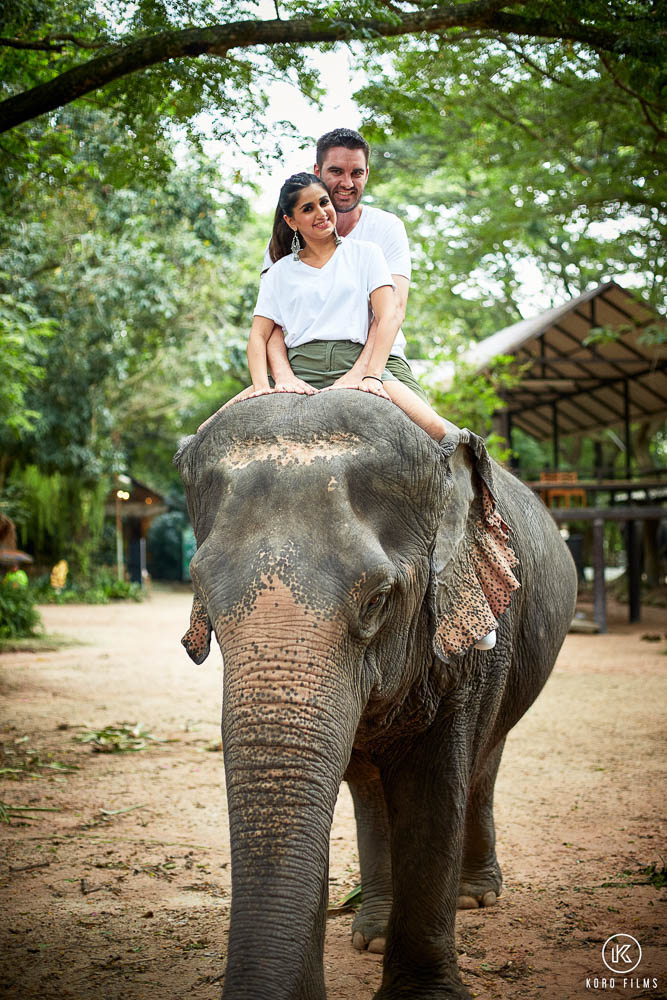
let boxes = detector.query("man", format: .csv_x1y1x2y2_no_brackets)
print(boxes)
265,128,426,400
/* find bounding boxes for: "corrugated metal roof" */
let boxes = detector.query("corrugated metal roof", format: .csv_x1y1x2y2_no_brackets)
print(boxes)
420,281,666,440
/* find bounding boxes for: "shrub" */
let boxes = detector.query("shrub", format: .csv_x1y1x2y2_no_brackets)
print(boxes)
32,568,143,605
0,583,42,639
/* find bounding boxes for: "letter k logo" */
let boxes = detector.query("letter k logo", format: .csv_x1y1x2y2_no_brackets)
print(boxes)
602,934,642,974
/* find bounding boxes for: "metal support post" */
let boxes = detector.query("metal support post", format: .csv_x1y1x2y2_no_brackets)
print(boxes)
626,519,642,623
592,518,607,634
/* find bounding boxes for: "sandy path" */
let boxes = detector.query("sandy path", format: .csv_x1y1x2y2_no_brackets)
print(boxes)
0,589,665,1000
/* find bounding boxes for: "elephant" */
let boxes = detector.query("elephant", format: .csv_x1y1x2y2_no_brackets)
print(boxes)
174,389,577,1000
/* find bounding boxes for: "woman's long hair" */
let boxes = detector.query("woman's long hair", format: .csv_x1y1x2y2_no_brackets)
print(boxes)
268,172,330,263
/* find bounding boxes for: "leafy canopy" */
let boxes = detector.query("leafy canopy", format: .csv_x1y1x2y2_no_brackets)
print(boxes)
0,0,663,132
356,31,665,354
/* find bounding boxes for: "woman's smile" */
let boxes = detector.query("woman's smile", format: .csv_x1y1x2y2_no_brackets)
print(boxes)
286,183,337,243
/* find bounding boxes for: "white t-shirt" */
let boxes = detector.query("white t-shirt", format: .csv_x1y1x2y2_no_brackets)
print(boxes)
262,205,411,358
254,238,394,350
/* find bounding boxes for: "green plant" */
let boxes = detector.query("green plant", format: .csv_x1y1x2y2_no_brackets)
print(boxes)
32,568,143,604
430,355,528,463
0,582,42,639
74,722,156,753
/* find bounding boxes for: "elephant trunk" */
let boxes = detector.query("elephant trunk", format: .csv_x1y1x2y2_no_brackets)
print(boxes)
219,608,359,1000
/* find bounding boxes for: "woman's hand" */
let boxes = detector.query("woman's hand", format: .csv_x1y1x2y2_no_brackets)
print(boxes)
197,382,319,433
196,386,270,432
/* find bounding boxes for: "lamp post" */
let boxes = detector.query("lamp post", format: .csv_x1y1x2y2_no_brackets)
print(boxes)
114,474,132,582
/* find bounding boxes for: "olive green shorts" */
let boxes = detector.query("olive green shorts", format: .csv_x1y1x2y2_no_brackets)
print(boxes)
279,340,428,401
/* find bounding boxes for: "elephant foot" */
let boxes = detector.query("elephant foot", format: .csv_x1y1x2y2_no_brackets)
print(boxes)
351,903,391,954
457,860,502,910
374,972,472,999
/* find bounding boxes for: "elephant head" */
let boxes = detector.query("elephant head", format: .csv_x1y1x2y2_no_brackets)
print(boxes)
174,392,519,999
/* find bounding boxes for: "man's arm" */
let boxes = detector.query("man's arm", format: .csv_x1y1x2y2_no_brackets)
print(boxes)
392,274,410,327
329,272,410,387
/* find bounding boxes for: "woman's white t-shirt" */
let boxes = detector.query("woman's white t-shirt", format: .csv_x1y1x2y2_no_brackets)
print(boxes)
254,238,394,349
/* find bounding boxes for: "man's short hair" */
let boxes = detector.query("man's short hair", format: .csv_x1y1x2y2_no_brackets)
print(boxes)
316,128,370,167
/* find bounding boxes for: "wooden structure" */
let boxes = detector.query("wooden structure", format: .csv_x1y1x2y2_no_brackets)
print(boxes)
471,282,667,630
538,471,587,508
417,281,667,630
104,477,167,585
464,280,666,474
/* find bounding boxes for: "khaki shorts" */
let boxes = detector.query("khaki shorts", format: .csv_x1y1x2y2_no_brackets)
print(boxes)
279,340,428,401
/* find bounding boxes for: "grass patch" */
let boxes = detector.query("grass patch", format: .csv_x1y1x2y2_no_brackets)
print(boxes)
0,633,84,653
0,801,62,824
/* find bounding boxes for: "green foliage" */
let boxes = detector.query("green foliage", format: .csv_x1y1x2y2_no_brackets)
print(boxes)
639,863,666,890
3,0,663,570
430,356,526,462
147,510,188,581
74,722,155,752
32,568,143,604
0,579,42,639
7,465,110,579
1,96,262,571
0,292,54,437
357,33,665,353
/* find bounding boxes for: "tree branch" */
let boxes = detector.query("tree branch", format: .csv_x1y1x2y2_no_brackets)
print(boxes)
597,51,667,139
500,40,577,90
0,33,109,52
482,100,592,177
0,4,658,132
0,37,65,52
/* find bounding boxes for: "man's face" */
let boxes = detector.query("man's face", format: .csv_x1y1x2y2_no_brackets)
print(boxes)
315,147,369,214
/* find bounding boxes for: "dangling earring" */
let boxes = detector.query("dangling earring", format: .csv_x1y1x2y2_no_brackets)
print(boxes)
333,227,342,247
291,230,301,260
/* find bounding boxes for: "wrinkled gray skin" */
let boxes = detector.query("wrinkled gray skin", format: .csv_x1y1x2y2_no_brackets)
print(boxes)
175,391,577,1000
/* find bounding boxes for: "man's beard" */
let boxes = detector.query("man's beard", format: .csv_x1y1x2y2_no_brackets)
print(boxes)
333,191,362,213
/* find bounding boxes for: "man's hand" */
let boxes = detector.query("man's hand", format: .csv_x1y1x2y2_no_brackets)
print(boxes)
329,370,369,390
323,377,390,400
273,377,318,395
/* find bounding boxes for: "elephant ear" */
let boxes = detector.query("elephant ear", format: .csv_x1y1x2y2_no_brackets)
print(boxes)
181,595,212,664
431,428,520,659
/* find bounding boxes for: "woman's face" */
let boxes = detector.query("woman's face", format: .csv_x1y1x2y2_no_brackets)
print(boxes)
285,183,337,244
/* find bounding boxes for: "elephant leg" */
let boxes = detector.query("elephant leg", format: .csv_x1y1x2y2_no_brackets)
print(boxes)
348,772,393,954
458,738,505,910
375,722,472,1000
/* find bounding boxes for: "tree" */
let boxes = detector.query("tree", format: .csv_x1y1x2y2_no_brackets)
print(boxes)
0,0,663,133
0,101,258,575
353,31,665,356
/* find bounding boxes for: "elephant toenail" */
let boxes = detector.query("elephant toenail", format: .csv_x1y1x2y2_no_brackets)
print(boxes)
482,891,497,907
457,895,480,909
352,931,367,951
367,938,386,954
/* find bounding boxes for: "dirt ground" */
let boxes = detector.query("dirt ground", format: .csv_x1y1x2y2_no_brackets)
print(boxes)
0,588,665,1000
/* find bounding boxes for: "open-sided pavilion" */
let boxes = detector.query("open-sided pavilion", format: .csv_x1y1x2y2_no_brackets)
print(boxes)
449,281,667,631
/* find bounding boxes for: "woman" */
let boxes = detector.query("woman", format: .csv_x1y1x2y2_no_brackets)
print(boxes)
211,171,448,442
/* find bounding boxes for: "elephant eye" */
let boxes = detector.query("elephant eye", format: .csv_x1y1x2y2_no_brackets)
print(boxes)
364,589,390,615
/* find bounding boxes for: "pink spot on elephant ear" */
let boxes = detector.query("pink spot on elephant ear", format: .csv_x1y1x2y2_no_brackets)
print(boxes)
432,481,520,659
181,595,212,664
